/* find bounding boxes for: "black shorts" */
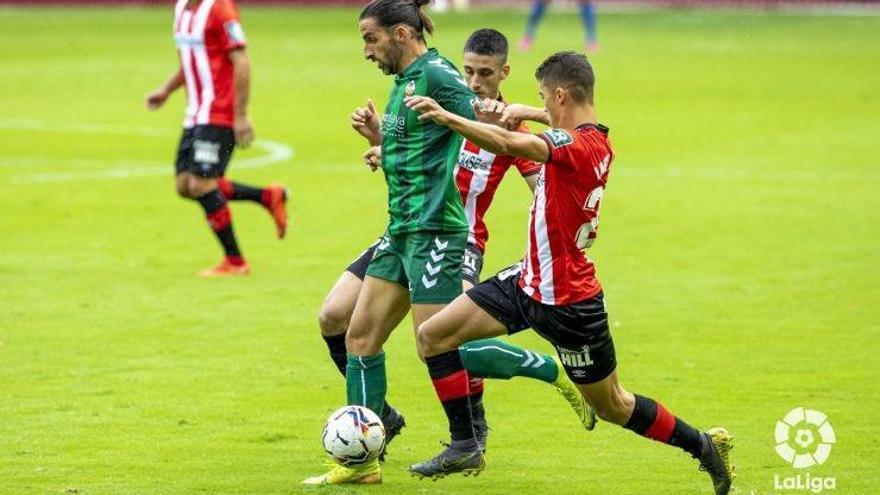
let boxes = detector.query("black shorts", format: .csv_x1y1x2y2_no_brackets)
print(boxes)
345,241,379,280
175,125,235,178
467,263,617,384
345,240,484,285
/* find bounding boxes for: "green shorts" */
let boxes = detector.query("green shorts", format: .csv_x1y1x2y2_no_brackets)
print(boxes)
366,231,467,304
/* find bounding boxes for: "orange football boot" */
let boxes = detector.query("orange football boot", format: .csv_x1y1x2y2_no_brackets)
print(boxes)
264,184,289,239
198,257,251,277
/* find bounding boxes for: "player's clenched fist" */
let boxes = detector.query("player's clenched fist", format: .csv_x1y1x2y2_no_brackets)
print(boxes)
234,115,254,148
363,145,382,172
351,98,382,146
475,98,506,127
500,103,549,130
145,89,169,110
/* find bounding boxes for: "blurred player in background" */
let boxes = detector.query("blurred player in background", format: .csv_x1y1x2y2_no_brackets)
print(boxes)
405,52,735,495
146,0,288,277
519,0,599,53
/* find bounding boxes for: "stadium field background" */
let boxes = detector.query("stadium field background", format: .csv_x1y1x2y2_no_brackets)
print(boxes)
1,6,877,494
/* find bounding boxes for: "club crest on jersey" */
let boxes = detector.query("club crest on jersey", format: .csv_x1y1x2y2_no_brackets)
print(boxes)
545,129,573,148
405,81,416,97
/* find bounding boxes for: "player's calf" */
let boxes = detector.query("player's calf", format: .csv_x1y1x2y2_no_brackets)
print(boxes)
577,375,734,494
321,324,404,462
582,385,635,426
410,350,483,479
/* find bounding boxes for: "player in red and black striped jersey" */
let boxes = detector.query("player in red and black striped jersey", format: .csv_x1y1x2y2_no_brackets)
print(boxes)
405,52,736,493
146,0,288,276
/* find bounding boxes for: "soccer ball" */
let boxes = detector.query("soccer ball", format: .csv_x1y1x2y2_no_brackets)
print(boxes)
322,405,386,466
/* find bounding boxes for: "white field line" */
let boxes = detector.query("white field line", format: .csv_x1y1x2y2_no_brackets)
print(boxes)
0,119,294,184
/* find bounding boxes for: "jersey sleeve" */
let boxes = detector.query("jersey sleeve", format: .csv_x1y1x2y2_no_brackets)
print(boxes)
214,0,247,51
537,128,579,169
426,63,477,120
513,156,542,177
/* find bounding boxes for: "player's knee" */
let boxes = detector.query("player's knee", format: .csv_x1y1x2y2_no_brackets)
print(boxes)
415,323,434,356
345,326,380,356
188,181,212,198
416,319,454,356
175,181,193,198
318,303,349,337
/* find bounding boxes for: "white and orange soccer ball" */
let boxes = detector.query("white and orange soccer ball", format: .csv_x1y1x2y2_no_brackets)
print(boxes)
322,405,386,466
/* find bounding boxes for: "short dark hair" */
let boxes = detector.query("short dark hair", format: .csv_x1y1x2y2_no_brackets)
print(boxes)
464,28,508,62
534,51,595,104
360,0,435,41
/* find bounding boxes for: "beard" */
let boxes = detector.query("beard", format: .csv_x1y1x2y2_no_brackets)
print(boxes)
378,40,404,75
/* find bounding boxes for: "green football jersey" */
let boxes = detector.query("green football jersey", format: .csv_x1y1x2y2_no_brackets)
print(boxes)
380,48,476,235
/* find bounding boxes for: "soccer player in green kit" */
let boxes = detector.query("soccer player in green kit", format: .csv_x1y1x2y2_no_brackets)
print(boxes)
304,0,480,484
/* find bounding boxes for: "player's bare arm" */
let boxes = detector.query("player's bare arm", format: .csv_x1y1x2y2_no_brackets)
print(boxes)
145,69,184,110
500,103,550,129
350,98,382,146
229,47,254,148
405,95,549,163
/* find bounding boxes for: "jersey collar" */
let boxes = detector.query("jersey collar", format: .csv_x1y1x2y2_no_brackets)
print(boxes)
397,47,438,81
575,122,609,135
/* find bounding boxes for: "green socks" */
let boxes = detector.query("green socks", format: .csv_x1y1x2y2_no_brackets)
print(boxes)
346,352,387,417
344,341,558,417
459,338,559,384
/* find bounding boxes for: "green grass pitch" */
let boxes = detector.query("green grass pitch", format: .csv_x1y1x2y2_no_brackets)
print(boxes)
0,5,878,494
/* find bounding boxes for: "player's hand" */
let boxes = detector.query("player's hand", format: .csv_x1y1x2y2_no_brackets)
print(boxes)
363,145,382,172
499,103,538,131
404,96,451,126
474,98,506,127
234,115,254,148
145,89,169,110
351,98,381,145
